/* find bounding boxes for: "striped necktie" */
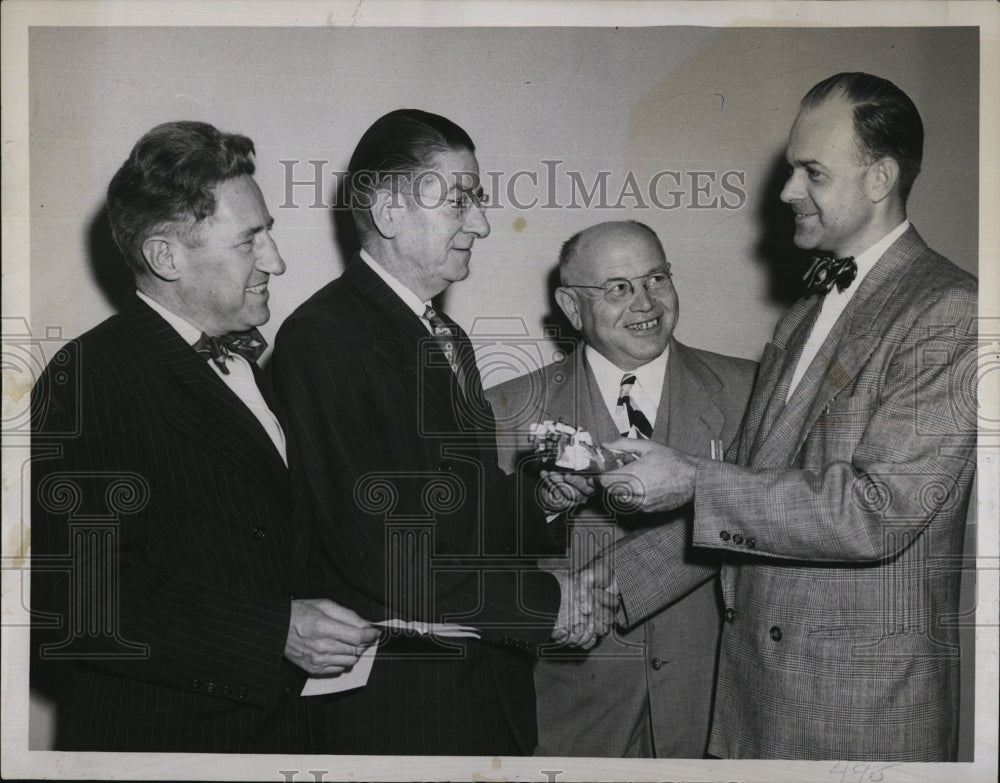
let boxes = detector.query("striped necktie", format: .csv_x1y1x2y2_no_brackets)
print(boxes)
423,305,468,394
617,373,653,439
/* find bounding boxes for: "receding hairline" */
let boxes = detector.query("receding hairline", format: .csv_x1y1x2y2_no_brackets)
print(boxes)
559,221,666,285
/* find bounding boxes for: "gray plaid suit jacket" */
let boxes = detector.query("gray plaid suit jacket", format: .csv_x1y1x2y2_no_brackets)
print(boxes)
614,226,977,760
489,339,756,757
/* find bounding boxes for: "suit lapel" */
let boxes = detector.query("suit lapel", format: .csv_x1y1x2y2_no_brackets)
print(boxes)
343,257,461,434
579,354,622,446
748,299,821,467
663,340,725,458
121,295,289,499
750,226,928,468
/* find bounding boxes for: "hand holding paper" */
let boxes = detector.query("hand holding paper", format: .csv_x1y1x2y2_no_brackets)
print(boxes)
284,598,379,676
301,619,483,696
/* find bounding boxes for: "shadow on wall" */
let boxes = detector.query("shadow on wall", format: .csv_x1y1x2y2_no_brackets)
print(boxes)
753,148,813,310
540,263,578,348
329,174,361,275
88,204,135,312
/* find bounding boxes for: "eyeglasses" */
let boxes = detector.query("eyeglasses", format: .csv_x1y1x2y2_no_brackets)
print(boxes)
563,268,673,304
397,185,489,217
447,186,489,216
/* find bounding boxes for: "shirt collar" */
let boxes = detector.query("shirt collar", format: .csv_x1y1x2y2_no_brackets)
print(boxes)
834,219,910,299
135,289,204,347
585,342,670,412
359,248,430,320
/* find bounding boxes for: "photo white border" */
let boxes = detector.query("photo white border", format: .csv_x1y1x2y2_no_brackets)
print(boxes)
3,2,998,781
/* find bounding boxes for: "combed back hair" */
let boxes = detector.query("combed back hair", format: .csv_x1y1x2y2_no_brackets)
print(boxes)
558,220,664,286
347,109,475,235
802,72,924,202
107,121,256,276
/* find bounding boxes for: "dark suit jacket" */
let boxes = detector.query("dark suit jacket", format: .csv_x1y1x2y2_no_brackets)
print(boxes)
30,294,309,753
615,227,978,760
489,340,756,757
269,255,561,755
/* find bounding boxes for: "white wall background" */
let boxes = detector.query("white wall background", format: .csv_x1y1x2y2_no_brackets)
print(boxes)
24,23,981,759
29,26,978,372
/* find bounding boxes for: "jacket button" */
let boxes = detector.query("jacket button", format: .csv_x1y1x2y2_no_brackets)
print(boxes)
769,626,783,642
190,679,200,689
746,538,756,549
719,530,731,541
437,462,453,472
221,685,231,696
650,657,663,670
236,687,246,699
724,608,737,623
732,533,744,545
205,682,216,694
253,526,268,540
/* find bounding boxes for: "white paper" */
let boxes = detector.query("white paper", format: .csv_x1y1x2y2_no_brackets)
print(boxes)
301,619,481,696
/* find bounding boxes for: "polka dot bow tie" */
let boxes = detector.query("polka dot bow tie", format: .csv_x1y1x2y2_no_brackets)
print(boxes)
193,329,267,374
803,255,857,296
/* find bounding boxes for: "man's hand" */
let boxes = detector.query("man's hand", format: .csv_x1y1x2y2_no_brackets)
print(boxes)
599,438,700,513
284,598,380,675
538,469,595,513
549,556,618,650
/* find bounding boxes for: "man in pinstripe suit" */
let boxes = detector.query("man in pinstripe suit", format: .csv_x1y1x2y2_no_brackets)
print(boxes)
584,73,978,759
30,121,379,752
270,109,607,755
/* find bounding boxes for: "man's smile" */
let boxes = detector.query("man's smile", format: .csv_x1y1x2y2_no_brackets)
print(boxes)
625,315,661,332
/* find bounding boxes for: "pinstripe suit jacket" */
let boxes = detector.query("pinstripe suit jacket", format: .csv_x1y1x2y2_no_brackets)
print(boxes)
30,294,309,753
614,226,977,760
269,256,562,755
488,340,756,757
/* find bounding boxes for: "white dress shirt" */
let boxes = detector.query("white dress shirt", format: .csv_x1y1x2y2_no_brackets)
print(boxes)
359,249,436,334
136,290,287,465
585,343,669,435
787,220,910,399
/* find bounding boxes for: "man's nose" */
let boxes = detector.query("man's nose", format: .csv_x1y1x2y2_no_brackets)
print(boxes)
629,283,655,310
780,170,803,204
463,203,490,239
257,233,286,275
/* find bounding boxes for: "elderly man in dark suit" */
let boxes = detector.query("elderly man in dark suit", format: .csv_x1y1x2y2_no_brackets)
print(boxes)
270,109,604,755
30,121,379,753
582,73,977,760
488,221,756,757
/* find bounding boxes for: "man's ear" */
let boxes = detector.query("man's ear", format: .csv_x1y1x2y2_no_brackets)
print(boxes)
369,188,401,240
141,237,181,281
868,157,900,203
555,287,583,331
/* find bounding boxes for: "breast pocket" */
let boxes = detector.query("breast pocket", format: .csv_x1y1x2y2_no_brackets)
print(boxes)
802,393,876,465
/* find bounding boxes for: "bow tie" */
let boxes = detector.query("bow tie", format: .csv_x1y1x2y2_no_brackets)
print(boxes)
803,255,857,296
193,329,267,374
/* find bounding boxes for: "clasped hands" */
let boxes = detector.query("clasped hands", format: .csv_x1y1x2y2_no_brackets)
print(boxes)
540,439,702,649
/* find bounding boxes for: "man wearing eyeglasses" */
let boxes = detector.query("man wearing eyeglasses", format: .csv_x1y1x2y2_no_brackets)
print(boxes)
488,220,757,757
269,109,599,755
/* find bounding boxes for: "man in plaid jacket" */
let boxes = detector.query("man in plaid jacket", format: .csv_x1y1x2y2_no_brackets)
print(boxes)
583,73,977,760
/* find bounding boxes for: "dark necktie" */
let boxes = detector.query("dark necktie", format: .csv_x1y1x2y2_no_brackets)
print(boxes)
617,374,653,439
803,255,857,296
423,305,469,395
193,329,266,375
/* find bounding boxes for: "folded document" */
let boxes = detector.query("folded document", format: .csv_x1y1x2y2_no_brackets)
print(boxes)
301,620,481,696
